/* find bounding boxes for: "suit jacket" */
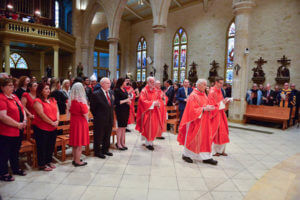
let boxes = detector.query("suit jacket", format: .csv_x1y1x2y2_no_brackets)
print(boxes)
176,87,193,111
90,89,114,125
262,89,275,106
165,86,175,106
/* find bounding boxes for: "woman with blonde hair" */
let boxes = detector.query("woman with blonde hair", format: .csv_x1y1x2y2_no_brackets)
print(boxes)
61,79,71,98
68,82,89,166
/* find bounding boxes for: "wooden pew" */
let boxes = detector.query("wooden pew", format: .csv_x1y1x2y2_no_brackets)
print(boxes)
165,105,180,134
244,105,291,129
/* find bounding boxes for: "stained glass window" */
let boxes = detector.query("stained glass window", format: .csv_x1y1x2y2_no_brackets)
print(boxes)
136,37,147,82
55,1,59,28
93,51,120,78
172,28,188,83
2,53,28,69
225,22,235,84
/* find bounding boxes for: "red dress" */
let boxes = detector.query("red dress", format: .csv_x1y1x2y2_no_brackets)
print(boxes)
69,100,89,146
22,92,35,114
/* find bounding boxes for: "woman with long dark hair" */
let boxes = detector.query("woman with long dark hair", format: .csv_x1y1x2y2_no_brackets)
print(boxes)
114,78,131,150
21,81,37,119
15,76,30,100
33,82,59,171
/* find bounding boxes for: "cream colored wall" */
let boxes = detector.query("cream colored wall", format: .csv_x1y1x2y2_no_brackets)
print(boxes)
127,0,300,88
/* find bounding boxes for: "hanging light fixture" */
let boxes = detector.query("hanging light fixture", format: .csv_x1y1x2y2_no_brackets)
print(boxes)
7,3,13,10
138,0,144,6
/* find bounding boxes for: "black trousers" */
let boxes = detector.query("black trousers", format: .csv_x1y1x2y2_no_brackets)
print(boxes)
33,126,57,167
93,121,112,155
0,135,22,176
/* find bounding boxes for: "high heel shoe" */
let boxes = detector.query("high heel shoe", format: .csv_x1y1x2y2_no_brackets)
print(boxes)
73,162,87,167
116,143,126,151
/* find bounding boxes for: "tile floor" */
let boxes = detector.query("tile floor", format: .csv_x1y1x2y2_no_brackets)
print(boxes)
0,124,299,200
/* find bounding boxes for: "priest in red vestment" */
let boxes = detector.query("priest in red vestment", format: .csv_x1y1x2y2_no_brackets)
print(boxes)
178,79,218,165
155,80,167,139
208,77,230,156
135,77,165,151
124,79,136,125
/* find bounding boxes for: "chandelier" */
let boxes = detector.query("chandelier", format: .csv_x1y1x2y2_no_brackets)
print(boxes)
138,0,144,6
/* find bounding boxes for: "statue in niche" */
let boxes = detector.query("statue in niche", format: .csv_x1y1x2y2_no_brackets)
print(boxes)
188,62,198,84
251,57,266,84
208,60,219,83
163,64,169,82
46,65,52,78
276,55,290,84
67,65,72,79
77,62,84,77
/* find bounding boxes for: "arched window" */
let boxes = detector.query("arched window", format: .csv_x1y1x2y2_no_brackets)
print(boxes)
225,21,235,84
55,1,59,28
2,53,28,69
172,28,187,83
136,36,147,82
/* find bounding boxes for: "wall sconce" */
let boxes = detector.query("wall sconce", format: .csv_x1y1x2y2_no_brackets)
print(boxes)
7,4,13,10
35,10,41,16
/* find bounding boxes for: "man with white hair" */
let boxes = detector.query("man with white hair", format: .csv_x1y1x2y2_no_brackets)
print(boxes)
90,77,114,158
178,79,218,165
0,73,9,78
136,77,165,150
262,83,275,106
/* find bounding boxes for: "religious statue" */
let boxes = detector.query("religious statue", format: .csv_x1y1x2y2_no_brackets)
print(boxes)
126,72,133,81
46,65,52,78
152,66,156,77
77,62,84,77
275,55,290,84
251,57,266,84
67,65,72,80
208,60,219,83
163,64,169,82
188,62,198,84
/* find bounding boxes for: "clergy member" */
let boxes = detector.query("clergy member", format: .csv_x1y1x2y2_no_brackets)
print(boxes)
208,77,230,156
135,77,164,151
177,79,218,165
124,79,136,126
155,80,167,140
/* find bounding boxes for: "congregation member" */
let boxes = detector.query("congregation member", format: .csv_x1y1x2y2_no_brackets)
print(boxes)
89,74,98,92
277,82,293,107
259,84,265,94
69,83,89,167
61,79,71,98
262,83,275,106
83,76,92,102
155,80,167,140
12,78,19,93
90,78,114,158
21,81,37,119
290,84,298,125
246,83,262,105
15,76,30,100
124,79,136,126
177,79,218,165
0,78,27,181
176,79,193,120
114,78,131,150
173,83,180,105
50,78,68,115
209,77,230,156
273,85,281,105
33,82,59,171
164,80,175,106
136,77,165,151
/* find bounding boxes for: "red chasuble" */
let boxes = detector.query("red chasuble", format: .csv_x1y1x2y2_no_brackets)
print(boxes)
208,87,230,145
177,89,213,153
156,89,167,135
125,86,136,124
135,85,164,141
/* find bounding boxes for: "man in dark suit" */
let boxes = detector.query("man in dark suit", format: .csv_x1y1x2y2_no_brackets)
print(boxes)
90,77,114,159
262,83,275,106
164,80,175,106
176,79,193,120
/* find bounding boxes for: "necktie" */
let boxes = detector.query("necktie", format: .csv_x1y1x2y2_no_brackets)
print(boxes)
106,91,111,106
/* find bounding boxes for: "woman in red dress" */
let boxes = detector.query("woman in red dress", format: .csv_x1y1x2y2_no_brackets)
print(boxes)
21,81,37,119
68,82,89,167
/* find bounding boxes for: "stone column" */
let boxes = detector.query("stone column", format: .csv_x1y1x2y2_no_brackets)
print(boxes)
40,52,45,79
81,44,89,76
4,40,10,74
153,25,166,82
108,37,119,79
53,46,59,78
0,46,3,70
229,0,255,121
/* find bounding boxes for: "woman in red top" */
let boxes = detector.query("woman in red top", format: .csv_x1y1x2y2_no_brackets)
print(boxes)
33,82,59,171
0,78,27,181
21,81,37,119
68,83,89,167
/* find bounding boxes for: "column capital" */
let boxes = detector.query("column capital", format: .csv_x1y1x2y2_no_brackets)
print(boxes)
53,45,59,51
107,37,119,43
233,0,255,15
152,25,166,33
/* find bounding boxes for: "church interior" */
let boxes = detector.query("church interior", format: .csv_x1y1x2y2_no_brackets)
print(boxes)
0,0,299,199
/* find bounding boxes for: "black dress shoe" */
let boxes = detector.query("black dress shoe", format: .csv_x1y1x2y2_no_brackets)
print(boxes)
156,137,165,140
126,129,131,132
73,162,88,167
104,152,113,156
146,145,154,151
96,154,106,159
116,143,126,151
72,159,83,166
203,158,218,165
122,146,128,150
182,155,193,163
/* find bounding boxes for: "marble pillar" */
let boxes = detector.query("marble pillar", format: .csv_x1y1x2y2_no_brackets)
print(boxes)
152,25,166,82
40,52,45,79
53,46,59,78
81,44,89,77
108,37,119,80
4,41,10,74
229,0,255,121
